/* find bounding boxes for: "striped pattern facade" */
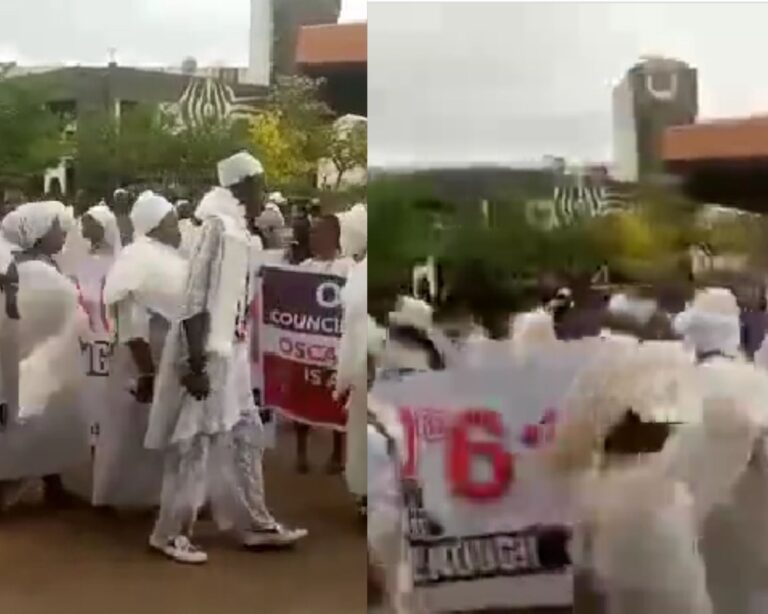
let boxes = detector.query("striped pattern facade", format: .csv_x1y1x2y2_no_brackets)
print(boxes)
163,78,263,128
549,177,635,226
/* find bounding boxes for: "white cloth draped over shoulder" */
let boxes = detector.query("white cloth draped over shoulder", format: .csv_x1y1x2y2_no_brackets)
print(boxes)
103,236,188,325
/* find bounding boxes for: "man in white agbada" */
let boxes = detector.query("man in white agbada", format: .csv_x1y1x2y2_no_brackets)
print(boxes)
0,201,90,508
147,152,306,564
675,287,768,614
94,192,186,508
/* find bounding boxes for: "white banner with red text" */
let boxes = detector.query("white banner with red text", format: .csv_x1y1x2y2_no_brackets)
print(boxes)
371,340,606,612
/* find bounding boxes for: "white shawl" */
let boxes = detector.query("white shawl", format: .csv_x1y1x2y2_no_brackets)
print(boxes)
195,187,251,357
103,236,188,322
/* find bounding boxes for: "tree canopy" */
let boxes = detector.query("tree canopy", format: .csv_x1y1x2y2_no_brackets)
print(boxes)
0,83,65,192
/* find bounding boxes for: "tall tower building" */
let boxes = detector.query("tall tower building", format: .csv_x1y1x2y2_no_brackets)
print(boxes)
248,0,273,85
612,56,698,183
248,0,342,85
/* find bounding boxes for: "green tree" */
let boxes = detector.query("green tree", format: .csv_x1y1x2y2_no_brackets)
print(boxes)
325,120,367,189
0,83,65,192
74,105,250,198
249,75,332,193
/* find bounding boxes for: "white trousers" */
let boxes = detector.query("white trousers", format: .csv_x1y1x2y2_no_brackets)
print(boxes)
151,413,275,541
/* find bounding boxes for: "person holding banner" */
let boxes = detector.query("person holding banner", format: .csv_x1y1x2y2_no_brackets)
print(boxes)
146,152,306,564
0,201,90,509
94,192,185,509
295,213,354,474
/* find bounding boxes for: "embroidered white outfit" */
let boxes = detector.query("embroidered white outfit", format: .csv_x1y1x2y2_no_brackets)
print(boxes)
148,186,278,543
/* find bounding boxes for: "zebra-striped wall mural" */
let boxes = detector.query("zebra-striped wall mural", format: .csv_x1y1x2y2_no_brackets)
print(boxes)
161,77,263,128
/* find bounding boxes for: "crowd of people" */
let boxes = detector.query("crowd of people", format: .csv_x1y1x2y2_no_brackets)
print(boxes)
0,151,368,566
366,278,768,613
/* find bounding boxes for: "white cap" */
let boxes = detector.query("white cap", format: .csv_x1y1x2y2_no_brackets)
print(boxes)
217,151,264,188
130,191,174,236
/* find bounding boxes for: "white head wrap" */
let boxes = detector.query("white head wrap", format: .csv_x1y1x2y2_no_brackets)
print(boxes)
217,151,264,187
674,287,741,357
2,201,73,251
85,203,122,254
129,191,174,237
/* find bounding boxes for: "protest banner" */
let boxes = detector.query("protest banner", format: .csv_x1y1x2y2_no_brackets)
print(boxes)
259,265,346,429
372,340,604,612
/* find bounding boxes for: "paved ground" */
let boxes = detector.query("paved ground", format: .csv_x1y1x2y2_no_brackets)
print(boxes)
0,427,367,614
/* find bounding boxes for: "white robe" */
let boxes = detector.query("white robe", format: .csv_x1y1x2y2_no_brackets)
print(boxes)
0,258,90,480
146,211,258,450
96,237,188,506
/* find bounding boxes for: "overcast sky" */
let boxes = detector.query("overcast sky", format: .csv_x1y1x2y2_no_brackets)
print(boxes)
0,0,366,66
369,1,768,168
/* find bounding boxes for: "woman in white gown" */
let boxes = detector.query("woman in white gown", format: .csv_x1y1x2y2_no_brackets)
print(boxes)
97,192,187,508
61,204,122,452
0,201,90,508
